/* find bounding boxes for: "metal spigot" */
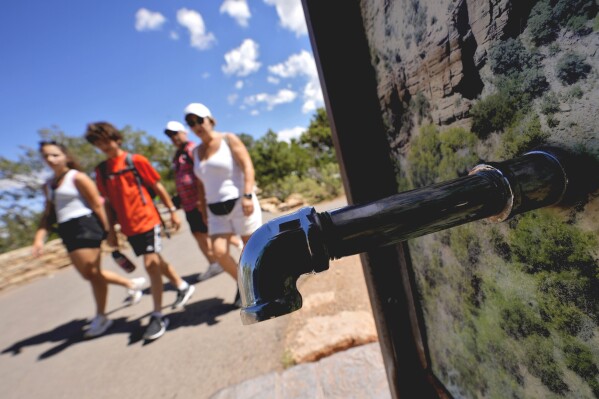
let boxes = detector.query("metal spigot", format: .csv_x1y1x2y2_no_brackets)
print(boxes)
239,148,573,325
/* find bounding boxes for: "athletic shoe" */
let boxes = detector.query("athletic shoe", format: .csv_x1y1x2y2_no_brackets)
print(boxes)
124,277,146,306
84,315,113,338
172,284,196,309
197,263,224,282
143,315,169,341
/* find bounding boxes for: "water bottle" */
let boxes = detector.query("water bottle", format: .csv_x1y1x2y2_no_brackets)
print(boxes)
112,250,136,273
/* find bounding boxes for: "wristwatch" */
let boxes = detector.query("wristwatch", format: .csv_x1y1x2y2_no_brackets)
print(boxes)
168,206,177,212
243,193,253,199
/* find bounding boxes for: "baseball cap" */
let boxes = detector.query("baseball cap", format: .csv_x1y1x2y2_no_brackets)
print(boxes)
184,103,212,118
164,121,186,134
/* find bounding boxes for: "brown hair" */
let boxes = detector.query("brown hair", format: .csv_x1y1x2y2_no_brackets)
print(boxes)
84,122,123,144
38,141,82,171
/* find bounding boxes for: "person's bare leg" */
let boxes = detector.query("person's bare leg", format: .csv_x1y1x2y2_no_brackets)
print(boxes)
144,253,165,313
101,269,136,289
211,234,237,279
230,235,242,249
158,254,185,287
70,248,107,315
192,231,216,263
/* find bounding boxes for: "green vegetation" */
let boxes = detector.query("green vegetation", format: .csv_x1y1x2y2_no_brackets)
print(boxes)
247,107,342,201
509,210,597,274
528,0,597,44
500,114,548,158
556,52,592,85
528,0,559,45
473,38,548,138
406,124,478,187
540,92,560,115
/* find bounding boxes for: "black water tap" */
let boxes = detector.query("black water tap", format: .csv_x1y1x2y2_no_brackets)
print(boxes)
238,148,574,325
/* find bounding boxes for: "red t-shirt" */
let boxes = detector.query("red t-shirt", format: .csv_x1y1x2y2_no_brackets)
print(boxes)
95,152,161,236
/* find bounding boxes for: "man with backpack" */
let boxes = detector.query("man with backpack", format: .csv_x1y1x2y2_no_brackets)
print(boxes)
164,121,242,282
85,122,195,341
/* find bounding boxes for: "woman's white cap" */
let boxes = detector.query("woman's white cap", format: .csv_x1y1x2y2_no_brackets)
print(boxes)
184,103,212,118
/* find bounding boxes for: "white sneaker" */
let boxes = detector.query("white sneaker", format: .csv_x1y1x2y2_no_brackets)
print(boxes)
197,263,224,282
84,315,113,338
125,277,146,306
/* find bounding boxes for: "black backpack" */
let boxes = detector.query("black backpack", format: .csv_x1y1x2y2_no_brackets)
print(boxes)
97,153,169,237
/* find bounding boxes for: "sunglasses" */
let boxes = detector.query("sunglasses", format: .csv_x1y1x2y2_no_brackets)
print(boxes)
185,116,204,127
164,129,179,137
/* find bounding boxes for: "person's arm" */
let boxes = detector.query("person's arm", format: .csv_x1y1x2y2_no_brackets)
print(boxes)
152,181,181,231
74,172,110,232
226,133,256,216
93,167,118,247
194,176,208,225
32,188,53,257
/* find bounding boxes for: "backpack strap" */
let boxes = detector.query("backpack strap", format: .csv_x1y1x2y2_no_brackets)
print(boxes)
125,153,148,205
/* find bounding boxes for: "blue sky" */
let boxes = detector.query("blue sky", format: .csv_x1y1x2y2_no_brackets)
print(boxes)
0,0,323,161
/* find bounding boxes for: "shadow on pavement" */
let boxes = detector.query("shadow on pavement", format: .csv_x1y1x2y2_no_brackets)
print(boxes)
1,278,239,355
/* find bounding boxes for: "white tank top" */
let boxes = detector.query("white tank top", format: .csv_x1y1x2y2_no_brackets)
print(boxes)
193,135,244,204
48,169,92,223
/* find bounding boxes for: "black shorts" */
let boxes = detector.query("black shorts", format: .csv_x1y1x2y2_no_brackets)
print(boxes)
58,213,106,253
185,208,208,233
127,224,162,256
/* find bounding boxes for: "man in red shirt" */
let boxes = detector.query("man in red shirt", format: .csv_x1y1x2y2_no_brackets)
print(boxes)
85,122,195,341
164,121,241,281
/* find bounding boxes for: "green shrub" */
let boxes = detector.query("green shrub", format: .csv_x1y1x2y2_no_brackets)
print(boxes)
509,210,597,274
437,127,479,180
489,38,541,75
540,92,560,115
470,92,518,138
407,124,478,187
567,85,584,99
563,339,599,380
450,225,481,266
528,0,559,45
524,336,569,394
407,124,441,187
501,114,548,158
409,92,431,124
500,299,548,339
556,53,592,84
553,0,597,35
262,163,343,204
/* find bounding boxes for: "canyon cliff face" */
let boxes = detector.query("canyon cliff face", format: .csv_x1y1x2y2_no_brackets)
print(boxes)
361,0,598,160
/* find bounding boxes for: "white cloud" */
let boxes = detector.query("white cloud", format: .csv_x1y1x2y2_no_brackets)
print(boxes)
267,76,280,84
263,0,307,36
201,72,211,79
135,8,166,31
277,126,305,142
228,93,239,104
244,89,297,110
220,0,251,27
222,39,261,77
170,31,179,40
235,80,244,89
268,50,323,113
250,109,259,116
177,8,216,50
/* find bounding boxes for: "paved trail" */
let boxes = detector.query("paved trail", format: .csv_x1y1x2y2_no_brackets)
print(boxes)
0,198,365,399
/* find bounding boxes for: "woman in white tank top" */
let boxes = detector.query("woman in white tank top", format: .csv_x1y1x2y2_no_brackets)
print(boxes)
32,142,146,338
185,102,263,307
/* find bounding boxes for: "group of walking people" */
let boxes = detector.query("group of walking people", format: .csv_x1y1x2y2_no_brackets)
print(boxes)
32,103,262,341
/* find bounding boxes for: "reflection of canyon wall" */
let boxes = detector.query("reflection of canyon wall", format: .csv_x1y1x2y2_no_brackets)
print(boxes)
361,0,531,152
